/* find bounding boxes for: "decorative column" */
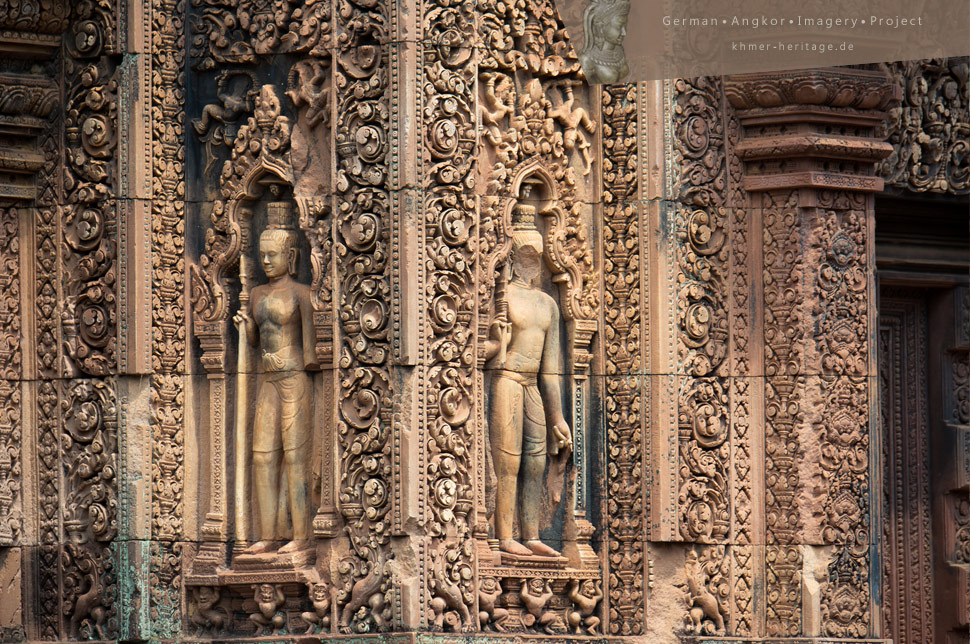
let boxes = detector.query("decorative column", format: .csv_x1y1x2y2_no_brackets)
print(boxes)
725,67,899,639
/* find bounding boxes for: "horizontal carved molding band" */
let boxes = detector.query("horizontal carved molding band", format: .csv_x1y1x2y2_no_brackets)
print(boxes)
743,172,885,193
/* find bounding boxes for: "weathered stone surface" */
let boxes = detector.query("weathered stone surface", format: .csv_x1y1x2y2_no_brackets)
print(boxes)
0,0,966,640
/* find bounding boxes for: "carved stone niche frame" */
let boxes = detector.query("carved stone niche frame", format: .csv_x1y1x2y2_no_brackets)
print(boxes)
187,85,337,585
479,159,599,572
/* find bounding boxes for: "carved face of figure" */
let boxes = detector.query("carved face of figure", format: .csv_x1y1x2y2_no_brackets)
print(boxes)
528,578,545,593
257,584,275,602
310,583,329,601
481,577,500,593
259,233,291,279
511,244,542,285
603,12,628,46
581,580,597,597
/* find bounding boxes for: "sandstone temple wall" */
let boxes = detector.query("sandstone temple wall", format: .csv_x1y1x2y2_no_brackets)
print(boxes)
0,0,966,642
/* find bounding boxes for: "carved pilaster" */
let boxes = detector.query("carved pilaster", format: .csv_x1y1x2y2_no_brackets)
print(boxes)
726,66,899,639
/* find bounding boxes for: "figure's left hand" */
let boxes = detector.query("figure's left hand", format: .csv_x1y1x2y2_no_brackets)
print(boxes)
551,418,572,452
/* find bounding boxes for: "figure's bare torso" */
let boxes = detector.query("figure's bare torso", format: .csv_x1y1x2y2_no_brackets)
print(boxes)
505,281,556,375
251,278,307,370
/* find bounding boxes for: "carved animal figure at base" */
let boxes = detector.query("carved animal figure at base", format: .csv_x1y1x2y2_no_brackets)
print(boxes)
685,550,725,634
565,578,602,634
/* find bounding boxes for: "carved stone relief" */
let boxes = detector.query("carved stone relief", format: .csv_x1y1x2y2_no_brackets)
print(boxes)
879,58,969,195
2,0,962,640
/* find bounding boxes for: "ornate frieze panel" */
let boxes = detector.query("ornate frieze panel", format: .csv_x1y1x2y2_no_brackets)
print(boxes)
879,58,969,195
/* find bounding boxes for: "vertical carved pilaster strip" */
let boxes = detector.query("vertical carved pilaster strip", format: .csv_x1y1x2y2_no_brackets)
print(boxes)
0,207,22,546
814,205,873,636
62,3,119,378
333,0,393,631
149,0,185,634
61,379,119,639
671,77,731,554
419,0,478,630
761,189,803,636
602,83,645,636
724,87,756,637
34,82,61,642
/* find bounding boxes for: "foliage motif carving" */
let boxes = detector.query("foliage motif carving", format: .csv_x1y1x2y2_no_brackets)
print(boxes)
670,78,734,572
150,0,187,633
761,189,803,637
0,208,21,545
332,0,391,631
814,210,871,638
189,0,333,70
62,1,119,377
62,379,118,640
422,0,478,629
879,58,969,194
601,83,645,637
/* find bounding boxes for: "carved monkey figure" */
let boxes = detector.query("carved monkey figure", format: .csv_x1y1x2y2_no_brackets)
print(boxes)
519,577,556,633
565,578,602,634
478,576,509,631
301,582,331,633
249,583,286,634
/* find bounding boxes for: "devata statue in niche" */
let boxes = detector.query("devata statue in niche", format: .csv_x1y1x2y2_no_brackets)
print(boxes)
485,198,572,558
233,199,318,556
578,0,630,85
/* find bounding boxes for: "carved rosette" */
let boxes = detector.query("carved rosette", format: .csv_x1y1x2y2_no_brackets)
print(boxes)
61,379,119,639
62,0,120,377
670,77,732,553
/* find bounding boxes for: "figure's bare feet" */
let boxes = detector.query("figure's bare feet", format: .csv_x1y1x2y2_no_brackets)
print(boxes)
243,540,277,555
499,539,533,556
278,539,310,554
525,539,560,557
